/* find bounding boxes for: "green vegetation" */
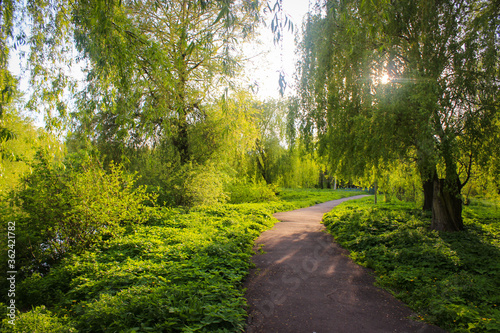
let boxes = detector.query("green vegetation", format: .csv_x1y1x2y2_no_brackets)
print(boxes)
1,0,499,332
323,197,500,333
1,187,361,332
297,0,500,231
9,151,156,275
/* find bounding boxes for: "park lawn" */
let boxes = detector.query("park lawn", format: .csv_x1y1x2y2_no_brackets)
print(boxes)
323,197,500,333
0,189,363,333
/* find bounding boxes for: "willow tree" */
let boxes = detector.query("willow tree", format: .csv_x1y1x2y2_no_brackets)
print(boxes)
3,0,261,164
0,0,17,141
68,0,261,164
297,0,499,231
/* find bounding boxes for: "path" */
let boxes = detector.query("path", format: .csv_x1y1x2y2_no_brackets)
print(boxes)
244,195,447,333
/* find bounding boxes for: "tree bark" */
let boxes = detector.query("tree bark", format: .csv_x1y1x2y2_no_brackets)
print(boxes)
318,169,324,189
422,177,434,211
431,177,464,231
255,139,271,185
173,119,190,165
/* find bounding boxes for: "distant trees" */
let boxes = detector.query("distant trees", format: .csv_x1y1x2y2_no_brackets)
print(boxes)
0,106,63,199
296,0,499,231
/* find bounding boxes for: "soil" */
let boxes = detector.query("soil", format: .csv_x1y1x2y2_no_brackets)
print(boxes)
244,195,447,333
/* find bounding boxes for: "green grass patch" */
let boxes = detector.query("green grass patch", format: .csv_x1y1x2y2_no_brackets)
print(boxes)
323,197,500,333
278,188,366,205
1,189,361,332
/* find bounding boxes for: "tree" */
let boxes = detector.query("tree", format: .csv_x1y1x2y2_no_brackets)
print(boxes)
3,0,262,160
71,0,261,165
0,0,18,141
252,99,287,184
0,105,63,199
297,0,499,231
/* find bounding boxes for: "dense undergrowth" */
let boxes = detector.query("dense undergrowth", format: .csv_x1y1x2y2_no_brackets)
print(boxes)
1,189,361,332
323,197,500,333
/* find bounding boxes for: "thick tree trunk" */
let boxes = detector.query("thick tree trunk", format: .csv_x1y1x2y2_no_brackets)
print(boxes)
431,178,464,231
416,143,437,212
422,178,434,211
318,170,324,189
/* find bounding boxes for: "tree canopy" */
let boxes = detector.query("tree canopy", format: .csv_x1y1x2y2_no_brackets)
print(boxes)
296,0,500,231
69,0,261,164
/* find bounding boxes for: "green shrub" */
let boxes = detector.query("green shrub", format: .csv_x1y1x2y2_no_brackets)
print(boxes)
227,180,277,204
0,305,76,333
6,150,156,274
182,162,229,206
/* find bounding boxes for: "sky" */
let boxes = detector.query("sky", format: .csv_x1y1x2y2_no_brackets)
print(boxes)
242,0,312,100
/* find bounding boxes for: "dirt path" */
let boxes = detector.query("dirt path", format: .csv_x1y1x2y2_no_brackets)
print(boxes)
244,195,447,333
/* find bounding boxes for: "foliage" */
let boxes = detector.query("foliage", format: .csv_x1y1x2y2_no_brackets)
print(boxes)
226,180,278,204
4,151,156,275
181,162,229,207
296,0,500,230
0,305,76,333
0,0,17,121
5,189,359,332
71,0,261,165
277,141,321,189
323,197,500,332
368,159,423,204
0,107,63,199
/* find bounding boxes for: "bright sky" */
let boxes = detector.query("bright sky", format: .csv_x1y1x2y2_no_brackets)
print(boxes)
243,0,311,100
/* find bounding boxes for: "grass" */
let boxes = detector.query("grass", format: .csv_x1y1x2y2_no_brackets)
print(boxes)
323,197,500,333
0,189,363,333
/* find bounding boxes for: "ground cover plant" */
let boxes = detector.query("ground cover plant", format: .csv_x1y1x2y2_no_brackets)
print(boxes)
1,189,362,332
323,197,500,333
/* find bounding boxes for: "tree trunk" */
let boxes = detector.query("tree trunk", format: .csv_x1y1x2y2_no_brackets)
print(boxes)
173,119,190,165
255,139,271,185
318,170,324,189
416,144,437,212
431,178,464,231
422,178,434,211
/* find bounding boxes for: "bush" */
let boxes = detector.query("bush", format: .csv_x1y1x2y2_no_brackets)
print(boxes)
0,305,76,333
5,150,156,275
227,180,278,204
182,162,229,206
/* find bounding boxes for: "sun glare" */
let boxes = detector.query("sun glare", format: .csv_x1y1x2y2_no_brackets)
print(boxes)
380,73,391,84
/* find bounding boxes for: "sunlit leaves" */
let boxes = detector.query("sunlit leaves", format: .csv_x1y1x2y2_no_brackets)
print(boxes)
71,0,261,164
297,0,499,207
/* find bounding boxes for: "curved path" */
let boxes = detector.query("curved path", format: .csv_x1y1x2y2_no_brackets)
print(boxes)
244,195,447,333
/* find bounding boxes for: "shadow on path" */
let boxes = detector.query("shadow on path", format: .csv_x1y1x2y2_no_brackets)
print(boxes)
244,195,447,333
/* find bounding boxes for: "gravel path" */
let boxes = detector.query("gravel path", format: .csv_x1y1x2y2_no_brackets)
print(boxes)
244,195,447,333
